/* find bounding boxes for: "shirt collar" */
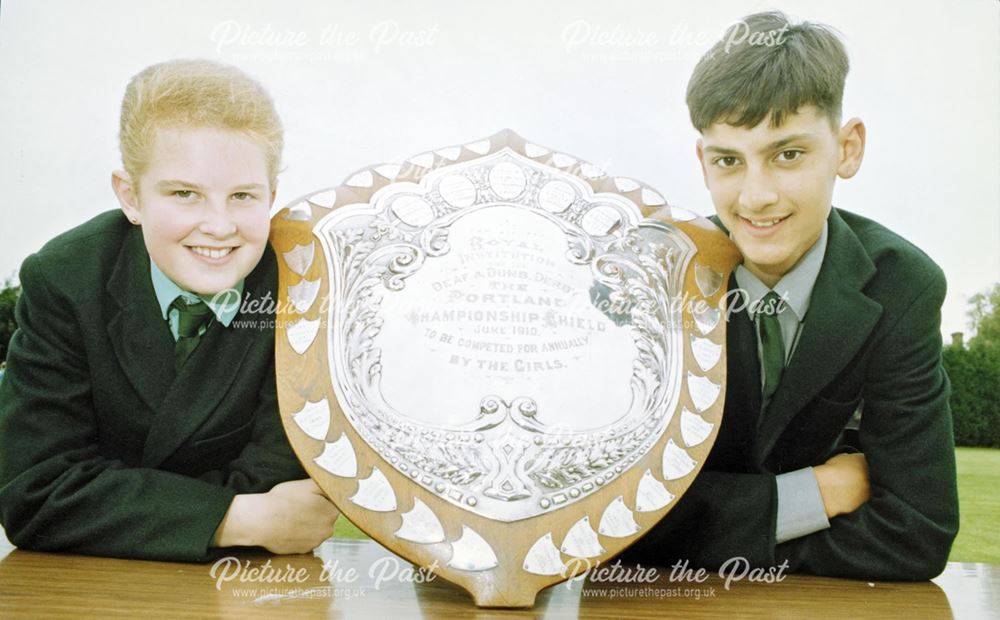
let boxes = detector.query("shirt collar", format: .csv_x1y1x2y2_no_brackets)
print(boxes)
149,260,243,327
734,220,828,322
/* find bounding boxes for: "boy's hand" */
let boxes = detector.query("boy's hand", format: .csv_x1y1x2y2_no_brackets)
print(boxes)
214,479,340,554
814,453,871,519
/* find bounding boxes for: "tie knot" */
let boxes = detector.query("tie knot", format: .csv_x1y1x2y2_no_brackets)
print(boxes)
759,291,786,319
171,297,214,338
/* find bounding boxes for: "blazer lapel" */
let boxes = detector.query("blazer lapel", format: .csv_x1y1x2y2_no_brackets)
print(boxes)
106,227,177,412
140,248,275,468
717,283,764,470
754,209,882,463
140,318,257,467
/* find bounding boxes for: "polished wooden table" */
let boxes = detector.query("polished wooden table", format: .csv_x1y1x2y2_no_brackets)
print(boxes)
0,529,996,619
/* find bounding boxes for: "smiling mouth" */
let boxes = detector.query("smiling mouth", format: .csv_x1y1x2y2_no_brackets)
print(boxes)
189,246,235,259
741,215,789,229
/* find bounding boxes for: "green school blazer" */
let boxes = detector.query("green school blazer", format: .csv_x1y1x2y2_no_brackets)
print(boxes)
0,210,306,561
624,208,959,580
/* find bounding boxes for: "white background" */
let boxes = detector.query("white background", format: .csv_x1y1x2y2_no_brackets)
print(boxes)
0,0,997,339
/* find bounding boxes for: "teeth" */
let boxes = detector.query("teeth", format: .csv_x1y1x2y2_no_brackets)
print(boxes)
748,217,783,228
191,246,233,259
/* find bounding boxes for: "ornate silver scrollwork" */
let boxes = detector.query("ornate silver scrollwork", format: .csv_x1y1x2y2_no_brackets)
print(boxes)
315,149,698,521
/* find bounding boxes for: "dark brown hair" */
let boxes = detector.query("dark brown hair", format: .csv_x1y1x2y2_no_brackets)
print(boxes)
686,11,849,132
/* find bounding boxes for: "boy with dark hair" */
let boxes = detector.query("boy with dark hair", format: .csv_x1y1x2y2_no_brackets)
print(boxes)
626,11,958,580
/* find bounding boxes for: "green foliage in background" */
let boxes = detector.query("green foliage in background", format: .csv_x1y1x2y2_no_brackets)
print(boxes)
0,278,20,363
943,282,1000,449
967,283,1000,349
944,345,1000,448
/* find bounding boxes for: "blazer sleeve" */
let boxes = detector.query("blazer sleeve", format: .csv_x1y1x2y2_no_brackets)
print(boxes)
621,468,780,571
625,271,958,581
775,269,959,580
0,254,236,561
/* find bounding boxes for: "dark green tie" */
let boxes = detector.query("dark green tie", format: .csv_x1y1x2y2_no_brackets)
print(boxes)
758,291,786,402
171,297,214,371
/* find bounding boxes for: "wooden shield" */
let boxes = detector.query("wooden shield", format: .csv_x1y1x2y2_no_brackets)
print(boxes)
271,130,739,607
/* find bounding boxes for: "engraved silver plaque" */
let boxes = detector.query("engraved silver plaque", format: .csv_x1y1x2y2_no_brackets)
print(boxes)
316,148,693,522
274,130,739,607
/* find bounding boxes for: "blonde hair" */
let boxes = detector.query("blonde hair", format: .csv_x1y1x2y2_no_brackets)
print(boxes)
119,59,283,186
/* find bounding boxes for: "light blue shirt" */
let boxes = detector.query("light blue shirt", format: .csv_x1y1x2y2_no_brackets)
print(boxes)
736,221,829,389
150,261,243,341
734,221,831,544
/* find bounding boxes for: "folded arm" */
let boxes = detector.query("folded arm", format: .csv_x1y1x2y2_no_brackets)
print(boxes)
626,273,958,580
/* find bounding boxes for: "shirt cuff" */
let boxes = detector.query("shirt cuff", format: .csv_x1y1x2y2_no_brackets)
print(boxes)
775,467,831,544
